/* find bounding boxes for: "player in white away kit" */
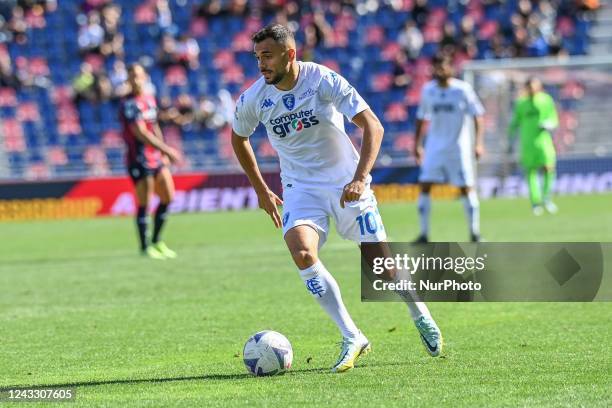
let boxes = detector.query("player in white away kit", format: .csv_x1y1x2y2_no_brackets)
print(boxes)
413,54,485,242
232,24,442,373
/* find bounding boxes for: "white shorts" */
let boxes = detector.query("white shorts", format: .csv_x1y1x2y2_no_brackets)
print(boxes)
281,185,387,248
419,152,474,187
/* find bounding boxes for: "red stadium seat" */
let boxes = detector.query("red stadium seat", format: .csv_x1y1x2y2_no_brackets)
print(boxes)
26,163,50,179
30,57,50,76
222,65,245,85
371,73,392,92
365,25,385,46
17,102,41,122
214,50,235,70
320,60,340,73
101,130,123,148
232,32,253,52
165,65,187,86
393,132,415,152
384,102,408,122
478,21,498,40
0,88,18,107
47,146,68,165
3,119,25,152
381,42,401,61
84,146,107,164
190,18,208,38
135,4,156,24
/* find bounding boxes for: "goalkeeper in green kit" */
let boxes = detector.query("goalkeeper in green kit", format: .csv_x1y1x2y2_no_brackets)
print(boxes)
508,77,559,215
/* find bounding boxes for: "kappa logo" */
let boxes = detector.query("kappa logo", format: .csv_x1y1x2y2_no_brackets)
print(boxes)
260,98,275,110
282,94,295,111
298,88,316,100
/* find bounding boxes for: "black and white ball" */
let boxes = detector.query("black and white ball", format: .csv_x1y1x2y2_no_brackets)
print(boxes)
243,330,293,376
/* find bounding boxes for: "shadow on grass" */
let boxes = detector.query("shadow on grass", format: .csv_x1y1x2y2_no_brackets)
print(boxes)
0,362,404,390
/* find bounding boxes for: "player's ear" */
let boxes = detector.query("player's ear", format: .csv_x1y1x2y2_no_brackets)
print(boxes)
287,48,296,62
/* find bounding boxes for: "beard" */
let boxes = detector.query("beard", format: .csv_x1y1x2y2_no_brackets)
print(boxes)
264,70,285,85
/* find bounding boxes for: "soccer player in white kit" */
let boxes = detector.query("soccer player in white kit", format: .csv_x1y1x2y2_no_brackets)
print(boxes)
413,54,485,243
231,24,442,373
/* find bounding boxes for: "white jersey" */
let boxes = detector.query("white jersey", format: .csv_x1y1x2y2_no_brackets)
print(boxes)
416,78,484,156
232,61,369,188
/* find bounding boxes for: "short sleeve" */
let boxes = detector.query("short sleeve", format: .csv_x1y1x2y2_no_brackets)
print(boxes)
232,92,259,137
465,84,485,116
319,69,369,120
122,99,143,123
416,87,431,120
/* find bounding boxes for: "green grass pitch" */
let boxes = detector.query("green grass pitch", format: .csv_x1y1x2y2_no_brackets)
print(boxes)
1,194,611,407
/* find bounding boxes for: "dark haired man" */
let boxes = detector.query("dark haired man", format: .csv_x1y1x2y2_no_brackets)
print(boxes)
120,63,181,259
232,24,443,373
413,54,486,242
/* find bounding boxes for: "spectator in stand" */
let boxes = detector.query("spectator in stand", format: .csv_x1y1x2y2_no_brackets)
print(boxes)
174,93,195,128
109,59,129,99
391,50,411,89
72,62,111,103
510,26,529,57
411,0,429,28
157,33,178,69
398,20,423,60
486,32,512,59
81,0,111,14
175,34,200,70
156,0,177,36
78,10,105,56
8,5,27,44
228,0,249,16
100,4,124,59
0,46,20,88
439,21,458,55
158,95,180,127
459,15,478,58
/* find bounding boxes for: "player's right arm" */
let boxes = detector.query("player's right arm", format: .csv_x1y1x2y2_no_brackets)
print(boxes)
123,100,180,162
129,121,180,163
231,92,283,228
507,99,521,154
414,85,431,165
413,119,427,165
231,132,283,228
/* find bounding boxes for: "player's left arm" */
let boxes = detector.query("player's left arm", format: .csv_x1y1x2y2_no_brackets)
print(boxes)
340,109,384,208
153,123,173,165
539,94,559,132
473,114,485,160
466,84,486,160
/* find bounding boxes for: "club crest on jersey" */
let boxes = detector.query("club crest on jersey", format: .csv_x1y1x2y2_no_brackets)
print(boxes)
260,98,275,111
282,94,295,111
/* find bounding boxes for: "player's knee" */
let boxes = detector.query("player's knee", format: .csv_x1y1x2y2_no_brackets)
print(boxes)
420,184,432,194
292,249,317,269
459,186,470,196
161,192,174,204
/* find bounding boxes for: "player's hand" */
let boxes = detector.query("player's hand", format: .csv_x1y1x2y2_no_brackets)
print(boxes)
258,189,284,228
340,179,366,208
165,147,182,164
414,145,424,165
475,143,485,161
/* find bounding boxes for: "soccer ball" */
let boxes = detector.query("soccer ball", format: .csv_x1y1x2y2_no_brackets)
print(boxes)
243,330,293,376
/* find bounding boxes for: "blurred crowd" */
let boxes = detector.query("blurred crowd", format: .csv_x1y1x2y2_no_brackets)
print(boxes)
0,0,602,136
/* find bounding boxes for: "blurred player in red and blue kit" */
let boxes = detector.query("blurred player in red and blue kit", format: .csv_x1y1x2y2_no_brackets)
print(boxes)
120,63,181,259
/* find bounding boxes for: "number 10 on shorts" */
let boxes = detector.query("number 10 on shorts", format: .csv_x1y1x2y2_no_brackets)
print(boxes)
356,210,383,236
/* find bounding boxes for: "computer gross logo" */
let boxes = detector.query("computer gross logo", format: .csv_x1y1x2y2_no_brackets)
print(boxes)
269,109,320,138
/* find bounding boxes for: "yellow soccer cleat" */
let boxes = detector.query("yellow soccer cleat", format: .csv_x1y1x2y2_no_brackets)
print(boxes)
152,241,177,259
331,333,371,373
